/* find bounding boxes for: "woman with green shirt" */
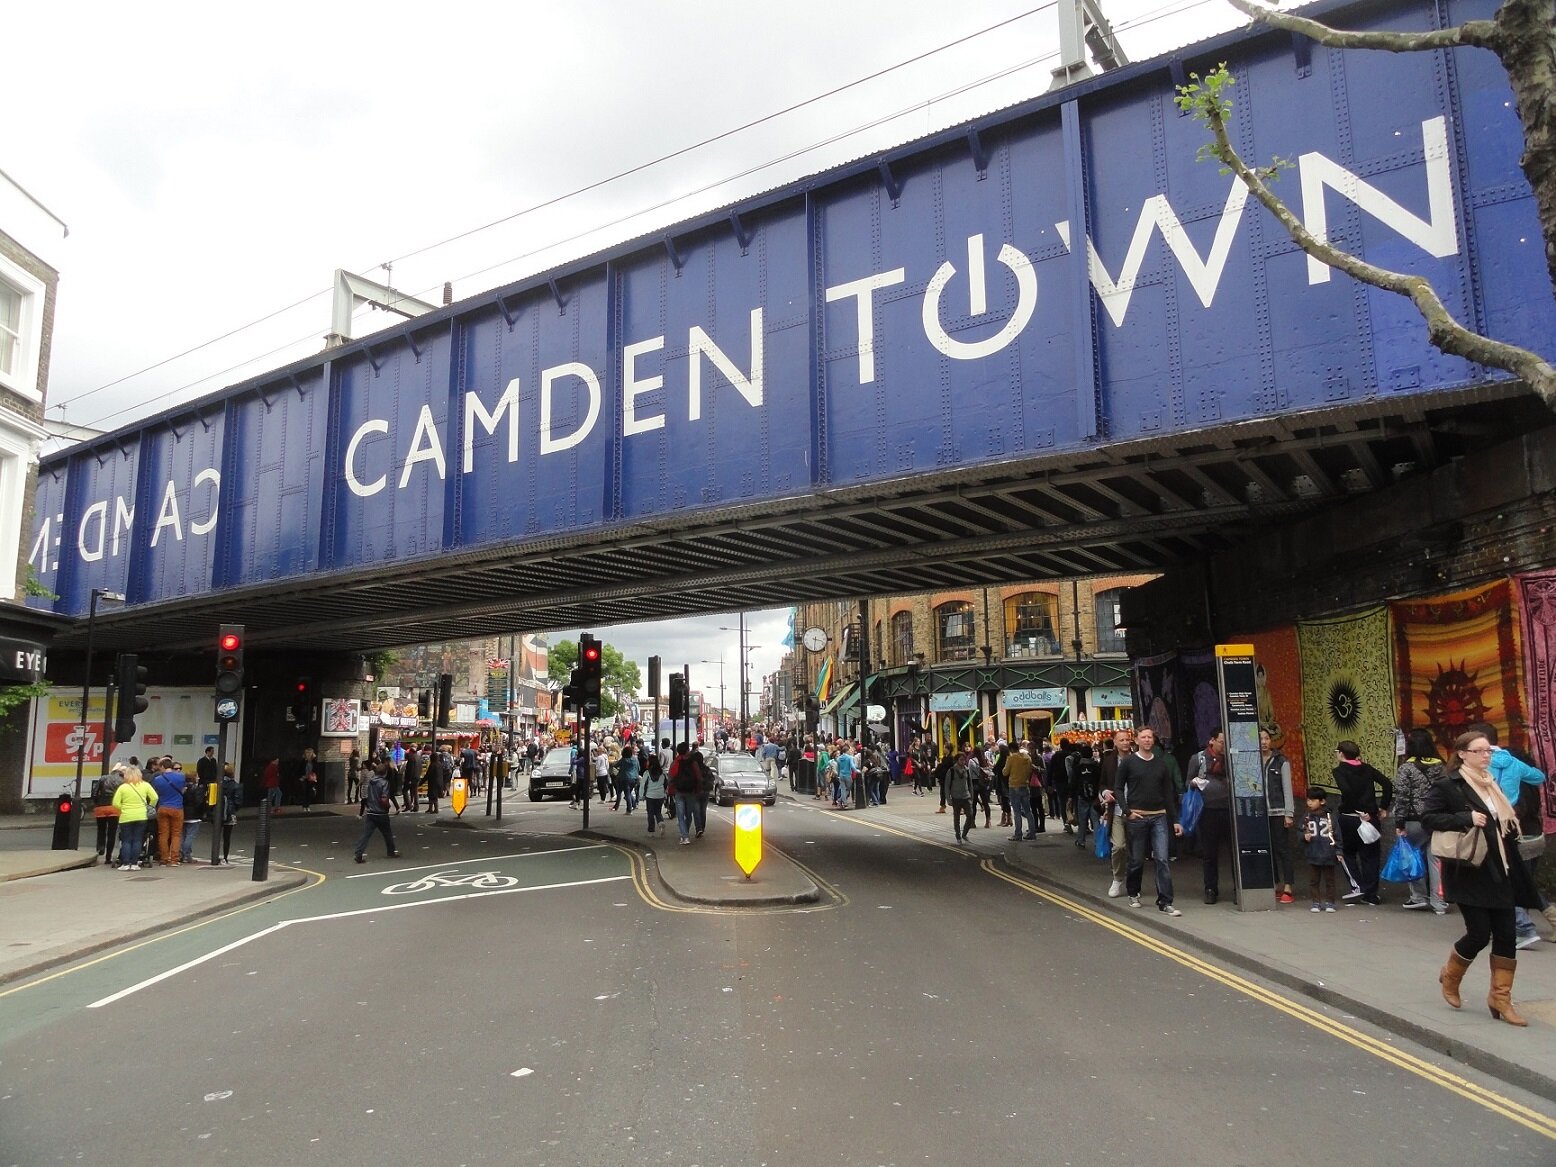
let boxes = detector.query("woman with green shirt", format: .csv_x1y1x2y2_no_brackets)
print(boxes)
110,767,157,871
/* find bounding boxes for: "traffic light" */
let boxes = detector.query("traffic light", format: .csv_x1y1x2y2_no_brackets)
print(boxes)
647,655,661,699
561,666,582,716
292,677,314,725
115,654,148,743
578,633,602,718
215,624,244,695
51,790,75,850
417,690,431,719
437,673,453,728
668,672,687,720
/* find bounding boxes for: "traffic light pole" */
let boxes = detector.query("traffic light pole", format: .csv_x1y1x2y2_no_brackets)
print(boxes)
580,716,591,831
211,717,229,867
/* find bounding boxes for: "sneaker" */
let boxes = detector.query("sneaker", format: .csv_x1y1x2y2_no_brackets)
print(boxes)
679,838,691,845
1278,892,1295,904
1432,907,1448,916
1515,932,1543,950
1311,903,1322,913
1342,889,1365,901
1108,880,1124,898
1128,895,1142,908
127,864,140,871
1158,903,1183,917
1402,898,1431,910
354,855,366,864
1324,903,1337,913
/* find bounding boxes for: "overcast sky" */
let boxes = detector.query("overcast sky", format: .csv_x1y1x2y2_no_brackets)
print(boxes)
11,0,1237,689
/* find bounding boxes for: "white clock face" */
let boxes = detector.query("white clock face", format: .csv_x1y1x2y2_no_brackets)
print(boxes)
802,627,827,652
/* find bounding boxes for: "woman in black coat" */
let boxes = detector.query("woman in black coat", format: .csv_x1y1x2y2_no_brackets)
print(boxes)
1422,729,1543,1027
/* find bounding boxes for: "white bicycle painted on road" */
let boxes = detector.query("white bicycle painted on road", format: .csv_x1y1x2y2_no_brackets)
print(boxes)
381,869,521,895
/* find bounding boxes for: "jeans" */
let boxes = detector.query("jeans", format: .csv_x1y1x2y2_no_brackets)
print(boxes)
1009,786,1037,838
695,794,708,834
180,818,201,861
354,812,397,858
1073,801,1097,845
118,819,148,866
1401,821,1444,910
674,794,697,841
1125,814,1174,906
266,786,282,809
952,798,976,840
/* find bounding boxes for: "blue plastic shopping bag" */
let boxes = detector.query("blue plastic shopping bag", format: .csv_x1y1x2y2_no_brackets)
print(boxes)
1381,836,1425,882
1178,786,1204,836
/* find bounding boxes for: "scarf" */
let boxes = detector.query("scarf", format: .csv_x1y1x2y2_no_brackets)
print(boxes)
1459,762,1517,825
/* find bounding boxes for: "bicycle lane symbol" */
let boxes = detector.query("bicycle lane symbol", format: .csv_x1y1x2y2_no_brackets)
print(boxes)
381,869,520,896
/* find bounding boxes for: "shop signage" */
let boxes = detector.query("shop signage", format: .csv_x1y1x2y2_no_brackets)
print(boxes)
928,692,977,712
0,636,47,683
1089,686,1134,708
1002,687,1067,709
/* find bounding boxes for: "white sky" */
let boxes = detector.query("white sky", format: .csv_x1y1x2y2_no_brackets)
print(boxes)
10,0,1239,690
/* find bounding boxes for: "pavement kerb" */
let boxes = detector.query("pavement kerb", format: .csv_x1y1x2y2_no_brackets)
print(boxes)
995,843,1556,1104
0,869,310,989
576,829,822,907
2,853,95,881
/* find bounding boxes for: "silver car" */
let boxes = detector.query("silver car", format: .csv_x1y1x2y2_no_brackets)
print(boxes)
711,754,777,807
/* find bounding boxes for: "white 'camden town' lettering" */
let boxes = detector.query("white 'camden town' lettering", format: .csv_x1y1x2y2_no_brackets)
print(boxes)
33,118,1458,571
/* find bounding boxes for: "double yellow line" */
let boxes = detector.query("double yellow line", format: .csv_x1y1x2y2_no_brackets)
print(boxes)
614,842,848,914
817,806,1555,1138
980,859,1556,1139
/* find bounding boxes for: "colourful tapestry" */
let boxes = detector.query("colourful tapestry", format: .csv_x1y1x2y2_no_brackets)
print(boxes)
1514,569,1556,833
1177,647,1221,755
1391,580,1525,757
1132,651,1179,751
1298,608,1396,779
1241,625,1308,798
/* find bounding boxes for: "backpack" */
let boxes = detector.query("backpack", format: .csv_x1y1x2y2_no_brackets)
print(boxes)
183,778,209,815
1073,758,1101,800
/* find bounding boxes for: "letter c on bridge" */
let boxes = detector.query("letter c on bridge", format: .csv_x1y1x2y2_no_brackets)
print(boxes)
921,234,1037,361
345,419,390,497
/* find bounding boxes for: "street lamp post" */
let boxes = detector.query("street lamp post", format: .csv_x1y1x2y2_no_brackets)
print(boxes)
71,587,124,851
698,657,725,727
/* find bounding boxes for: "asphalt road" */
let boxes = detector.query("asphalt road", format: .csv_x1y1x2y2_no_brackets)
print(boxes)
2,803,1553,1166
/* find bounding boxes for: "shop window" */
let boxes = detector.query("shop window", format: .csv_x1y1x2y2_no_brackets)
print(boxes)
1095,589,1126,654
890,610,914,666
936,601,976,662
1004,592,1058,658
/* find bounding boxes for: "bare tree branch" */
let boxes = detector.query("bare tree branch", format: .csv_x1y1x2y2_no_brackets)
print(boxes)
1183,69,1556,408
1226,0,1500,51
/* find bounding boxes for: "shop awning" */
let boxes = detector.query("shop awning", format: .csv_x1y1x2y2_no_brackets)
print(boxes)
820,681,860,717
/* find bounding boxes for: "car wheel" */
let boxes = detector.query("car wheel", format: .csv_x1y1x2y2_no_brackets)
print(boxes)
528,790,542,802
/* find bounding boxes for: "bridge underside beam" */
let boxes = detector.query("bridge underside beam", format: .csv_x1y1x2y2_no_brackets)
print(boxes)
53,389,1549,657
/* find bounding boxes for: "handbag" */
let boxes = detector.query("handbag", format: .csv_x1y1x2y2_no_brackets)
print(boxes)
1430,827,1489,868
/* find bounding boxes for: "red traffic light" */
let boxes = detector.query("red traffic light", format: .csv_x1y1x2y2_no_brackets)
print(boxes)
58,797,72,815
583,645,600,662
296,681,308,693
219,632,241,652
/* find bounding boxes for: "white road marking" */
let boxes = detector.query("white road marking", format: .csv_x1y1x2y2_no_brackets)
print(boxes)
343,844,605,878
87,873,631,1009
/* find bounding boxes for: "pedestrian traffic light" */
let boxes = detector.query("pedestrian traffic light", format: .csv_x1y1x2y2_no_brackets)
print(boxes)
437,672,453,728
418,689,431,719
578,633,602,718
115,654,148,742
291,677,314,725
668,672,687,719
51,790,76,850
215,624,244,695
561,665,583,715
647,655,661,699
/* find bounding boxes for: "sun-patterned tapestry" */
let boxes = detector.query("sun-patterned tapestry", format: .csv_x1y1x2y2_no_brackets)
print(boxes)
1298,608,1396,777
1514,569,1556,833
1390,580,1525,757
1239,625,1308,798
